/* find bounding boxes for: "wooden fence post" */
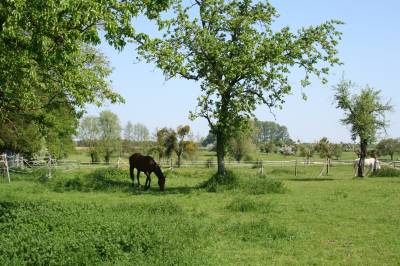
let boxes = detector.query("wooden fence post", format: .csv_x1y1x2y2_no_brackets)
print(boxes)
47,156,52,180
295,160,298,176
2,154,10,183
117,157,120,168
326,158,330,175
170,158,173,171
260,160,264,176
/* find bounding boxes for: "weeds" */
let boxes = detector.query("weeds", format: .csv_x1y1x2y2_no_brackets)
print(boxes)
370,167,400,177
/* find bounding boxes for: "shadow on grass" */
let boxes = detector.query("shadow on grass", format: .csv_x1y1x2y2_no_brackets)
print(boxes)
285,178,334,182
50,171,197,195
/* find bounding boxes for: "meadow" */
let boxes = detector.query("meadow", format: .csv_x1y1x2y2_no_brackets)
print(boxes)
1,154,400,265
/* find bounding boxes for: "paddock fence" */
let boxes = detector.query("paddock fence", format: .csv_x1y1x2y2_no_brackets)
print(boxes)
1,153,398,183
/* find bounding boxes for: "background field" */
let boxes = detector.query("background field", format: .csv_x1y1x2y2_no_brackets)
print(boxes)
1,156,400,265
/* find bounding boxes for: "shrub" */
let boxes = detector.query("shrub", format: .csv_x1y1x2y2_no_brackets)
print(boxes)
370,166,400,177
198,171,239,192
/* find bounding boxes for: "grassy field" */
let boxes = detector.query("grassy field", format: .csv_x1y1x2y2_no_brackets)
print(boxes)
1,162,400,265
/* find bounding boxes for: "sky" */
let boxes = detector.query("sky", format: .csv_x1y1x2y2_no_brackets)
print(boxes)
87,0,400,143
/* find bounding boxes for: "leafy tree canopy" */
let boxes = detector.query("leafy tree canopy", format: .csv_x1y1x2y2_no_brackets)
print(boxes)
135,0,343,174
334,78,393,176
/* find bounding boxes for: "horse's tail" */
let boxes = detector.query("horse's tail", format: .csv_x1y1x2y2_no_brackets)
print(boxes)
129,156,134,180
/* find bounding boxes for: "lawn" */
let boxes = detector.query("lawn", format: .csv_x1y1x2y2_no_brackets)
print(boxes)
1,165,399,265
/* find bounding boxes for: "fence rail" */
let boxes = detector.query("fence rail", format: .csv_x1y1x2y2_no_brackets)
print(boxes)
2,153,399,183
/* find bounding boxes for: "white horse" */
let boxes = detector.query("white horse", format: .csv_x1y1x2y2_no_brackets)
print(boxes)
353,158,381,176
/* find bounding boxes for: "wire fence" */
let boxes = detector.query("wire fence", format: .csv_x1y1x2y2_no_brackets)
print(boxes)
1,153,399,183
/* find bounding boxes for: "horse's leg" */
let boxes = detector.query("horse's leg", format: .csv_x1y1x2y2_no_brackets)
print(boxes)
137,171,141,187
129,160,135,185
145,172,151,190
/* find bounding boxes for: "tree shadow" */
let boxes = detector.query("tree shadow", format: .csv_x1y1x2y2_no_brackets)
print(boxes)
285,178,334,182
136,185,195,195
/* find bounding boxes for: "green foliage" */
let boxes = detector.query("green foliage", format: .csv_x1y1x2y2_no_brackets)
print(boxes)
299,144,315,162
79,116,100,162
332,144,343,160
228,129,258,162
376,138,400,160
152,127,177,160
315,137,334,159
370,167,400,177
245,177,286,195
227,219,293,242
2,165,400,265
98,111,122,163
334,79,393,144
253,120,291,146
225,197,273,213
199,170,239,192
334,78,393,176
52,168,129,193
176,125,191,166
135,0,342,174
0,0,174,158
0,200,212,265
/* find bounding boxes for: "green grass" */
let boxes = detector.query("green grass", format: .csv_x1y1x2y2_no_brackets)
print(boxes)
1,164,400,265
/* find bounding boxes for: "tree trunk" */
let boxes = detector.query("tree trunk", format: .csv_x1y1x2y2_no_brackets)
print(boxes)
216,131,226,175
105,152,110,164
177,152,181,168
357,140,367,177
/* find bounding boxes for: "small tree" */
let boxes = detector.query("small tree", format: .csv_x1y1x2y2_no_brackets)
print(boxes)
299,144,314,164
376,138,400,161
153,128,177,162
98,111,122,164
123,121,135,154
334,79,393,177
176,125,191,167
133,123,150,142
79,116,100,163
315,137,334,160
183,141,198,161
228,132,257,162
332,144,343,160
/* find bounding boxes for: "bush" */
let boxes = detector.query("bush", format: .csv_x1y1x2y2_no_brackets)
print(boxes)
370,167,400,177
245,177,286,195
198,171,239,192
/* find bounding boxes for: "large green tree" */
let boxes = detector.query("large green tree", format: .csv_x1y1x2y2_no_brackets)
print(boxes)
334,79,393,177
0,0,172,156
135,0,342,174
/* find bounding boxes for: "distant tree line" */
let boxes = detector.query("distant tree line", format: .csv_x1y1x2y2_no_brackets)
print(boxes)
78,111,198,165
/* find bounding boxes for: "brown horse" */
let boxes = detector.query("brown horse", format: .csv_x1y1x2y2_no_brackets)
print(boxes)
129,153,165,191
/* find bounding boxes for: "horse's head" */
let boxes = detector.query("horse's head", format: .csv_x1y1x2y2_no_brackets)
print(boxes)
154,165,165,191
